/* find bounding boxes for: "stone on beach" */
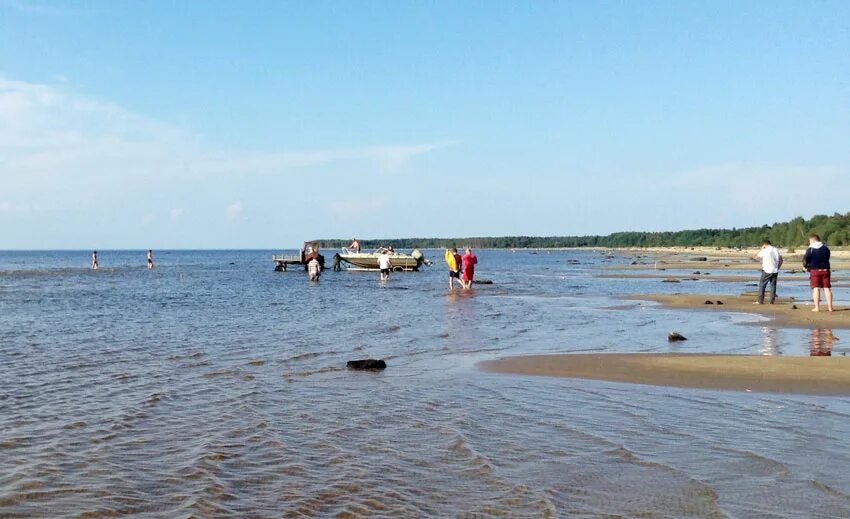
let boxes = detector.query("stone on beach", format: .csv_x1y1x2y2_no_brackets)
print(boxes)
668,332,688,342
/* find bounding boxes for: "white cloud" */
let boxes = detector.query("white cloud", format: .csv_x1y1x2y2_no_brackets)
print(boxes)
225,201,242,221
169,207,184,222
0,76,444,213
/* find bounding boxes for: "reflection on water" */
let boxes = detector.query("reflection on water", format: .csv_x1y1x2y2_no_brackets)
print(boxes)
810,328,837,356
759,326,781,355
1,250,849,517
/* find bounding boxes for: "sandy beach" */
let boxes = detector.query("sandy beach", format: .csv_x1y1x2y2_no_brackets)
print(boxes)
602,246,850,271
630,293,850,328
480,353,850,395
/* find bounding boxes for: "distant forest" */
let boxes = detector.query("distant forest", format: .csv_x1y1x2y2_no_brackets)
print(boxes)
318,213,850,250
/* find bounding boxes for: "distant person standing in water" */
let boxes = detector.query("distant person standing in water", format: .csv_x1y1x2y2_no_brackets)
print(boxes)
461,247,478,288
349,238,361,253
91,251,98,270
754,239,782,305
804,234,833,312
147,249,154,270
378,249,392,281
307,256,321,281
444,247,463,290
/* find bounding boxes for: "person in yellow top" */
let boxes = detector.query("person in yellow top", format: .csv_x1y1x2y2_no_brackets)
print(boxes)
444,247,462,290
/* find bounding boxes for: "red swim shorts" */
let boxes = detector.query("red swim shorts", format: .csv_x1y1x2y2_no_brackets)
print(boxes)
809,269,831,288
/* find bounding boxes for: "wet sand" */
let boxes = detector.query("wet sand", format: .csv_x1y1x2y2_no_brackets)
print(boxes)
480,353,850,395
601,247,850,271
630,293,850,328
598,273,781,283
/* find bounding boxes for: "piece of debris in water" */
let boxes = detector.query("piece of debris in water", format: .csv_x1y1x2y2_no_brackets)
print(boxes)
347,359,387,370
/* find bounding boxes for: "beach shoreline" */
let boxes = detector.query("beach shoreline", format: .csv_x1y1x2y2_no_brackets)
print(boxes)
480,353,850,395
627,293,850,329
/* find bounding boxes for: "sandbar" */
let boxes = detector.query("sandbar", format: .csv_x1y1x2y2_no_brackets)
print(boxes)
480,353,850,395
630,293,850,329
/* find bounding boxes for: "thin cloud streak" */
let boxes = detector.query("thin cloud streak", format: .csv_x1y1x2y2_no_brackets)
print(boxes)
0,76,445,213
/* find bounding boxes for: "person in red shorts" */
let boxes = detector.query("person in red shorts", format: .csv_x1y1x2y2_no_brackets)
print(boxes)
803,233,833,312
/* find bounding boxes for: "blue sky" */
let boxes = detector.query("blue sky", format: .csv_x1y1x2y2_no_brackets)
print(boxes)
1,1,848,248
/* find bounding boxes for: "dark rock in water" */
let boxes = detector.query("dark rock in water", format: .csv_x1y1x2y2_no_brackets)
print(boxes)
347,359,386,370
693,271,702,275
788,269,798,274
668,332,688,342
473,279,493,285
704,300,714,305
691,257,708,262
716,301,724,305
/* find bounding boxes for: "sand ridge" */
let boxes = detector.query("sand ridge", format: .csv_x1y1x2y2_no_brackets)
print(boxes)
480,353,850,395
629,293,850,329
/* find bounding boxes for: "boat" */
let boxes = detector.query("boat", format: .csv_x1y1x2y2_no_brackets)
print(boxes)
333,248,430,271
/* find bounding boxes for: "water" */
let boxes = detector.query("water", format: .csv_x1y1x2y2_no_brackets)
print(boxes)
2,249,849,517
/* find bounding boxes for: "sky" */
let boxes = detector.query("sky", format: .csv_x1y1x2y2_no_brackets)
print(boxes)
1,0,848,249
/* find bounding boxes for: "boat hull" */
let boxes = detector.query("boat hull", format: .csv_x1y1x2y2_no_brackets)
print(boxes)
337,253,421,271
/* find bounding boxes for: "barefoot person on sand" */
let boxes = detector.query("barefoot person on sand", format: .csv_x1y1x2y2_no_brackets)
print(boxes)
804,234,833,312
754,239,782,305
461,247,478,289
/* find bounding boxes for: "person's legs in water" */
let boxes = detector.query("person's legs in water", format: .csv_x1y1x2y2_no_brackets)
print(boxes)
812,287,821,312
825,288,834,312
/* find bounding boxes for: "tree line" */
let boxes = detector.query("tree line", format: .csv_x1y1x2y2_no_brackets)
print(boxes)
318,213,850,250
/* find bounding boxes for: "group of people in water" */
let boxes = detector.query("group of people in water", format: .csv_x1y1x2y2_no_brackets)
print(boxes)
755,233,834,312
90,250,155,270
312,239,480,288
444,247,478,289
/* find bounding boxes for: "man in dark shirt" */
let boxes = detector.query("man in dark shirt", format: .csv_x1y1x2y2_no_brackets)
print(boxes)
803,234,833,312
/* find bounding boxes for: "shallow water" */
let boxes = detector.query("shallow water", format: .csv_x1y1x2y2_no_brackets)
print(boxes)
1,249,849,517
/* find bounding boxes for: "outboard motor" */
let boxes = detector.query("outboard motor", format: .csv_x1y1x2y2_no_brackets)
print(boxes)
411,249,431,268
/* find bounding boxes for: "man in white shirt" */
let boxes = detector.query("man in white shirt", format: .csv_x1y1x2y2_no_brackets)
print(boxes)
378,251,392,281
755,239,783,304
307,257,321,281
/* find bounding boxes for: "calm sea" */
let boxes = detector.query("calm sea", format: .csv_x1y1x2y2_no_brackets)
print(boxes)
2,249,849,517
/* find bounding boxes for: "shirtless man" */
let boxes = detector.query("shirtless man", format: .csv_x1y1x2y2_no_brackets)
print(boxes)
91,251,99,270
147,249,154,270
